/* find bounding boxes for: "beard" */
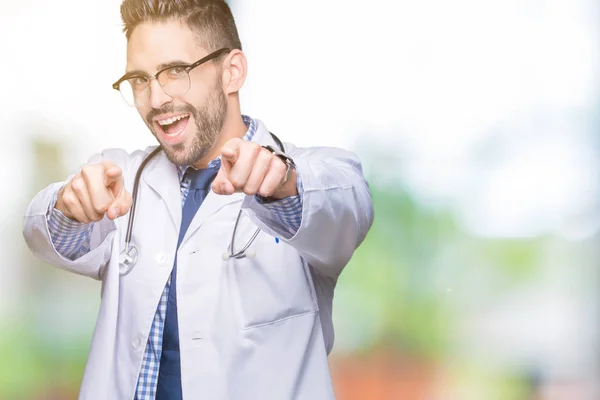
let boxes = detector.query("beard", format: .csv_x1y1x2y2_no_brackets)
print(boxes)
146,80,227,166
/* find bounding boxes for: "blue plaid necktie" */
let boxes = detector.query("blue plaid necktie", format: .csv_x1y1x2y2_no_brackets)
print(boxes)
156,166,218,399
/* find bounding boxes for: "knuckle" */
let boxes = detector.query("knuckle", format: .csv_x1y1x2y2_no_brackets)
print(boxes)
243,178,260,193
245,178,258,189
102,160,117,169
249,142,262,154
229,176,243,188
272,158,286,174
125,192,133,207
258,187,273,198
119,199,131,213
259,148,273,162
83,163,106,181
242,181,259,195
70,177,85,194
62,191,77,208
80,165,93,180
92,200,110,214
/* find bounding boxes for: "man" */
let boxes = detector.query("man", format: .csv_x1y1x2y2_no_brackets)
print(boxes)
23,0,373,398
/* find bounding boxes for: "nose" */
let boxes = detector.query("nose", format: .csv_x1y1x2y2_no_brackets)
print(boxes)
148,78,173,109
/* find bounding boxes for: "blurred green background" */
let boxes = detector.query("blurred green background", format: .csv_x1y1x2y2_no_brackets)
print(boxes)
2,0,599,399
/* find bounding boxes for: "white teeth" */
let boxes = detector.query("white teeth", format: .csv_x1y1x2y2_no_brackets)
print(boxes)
158,114,188,126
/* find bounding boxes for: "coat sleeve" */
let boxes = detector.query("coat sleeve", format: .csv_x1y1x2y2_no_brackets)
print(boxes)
242,144,374,279
22,148,143,280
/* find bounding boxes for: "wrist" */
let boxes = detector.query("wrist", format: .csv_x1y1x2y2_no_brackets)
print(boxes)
261,144,297,200
271,170,298,200
55,188,74,221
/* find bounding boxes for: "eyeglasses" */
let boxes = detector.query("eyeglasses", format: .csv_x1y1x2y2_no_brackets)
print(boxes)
112,48,230,107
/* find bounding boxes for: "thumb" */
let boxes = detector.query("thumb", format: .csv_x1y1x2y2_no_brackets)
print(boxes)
212,162,235,195
107,188,132,220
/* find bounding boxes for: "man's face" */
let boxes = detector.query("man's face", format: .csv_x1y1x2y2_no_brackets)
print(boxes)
126,20,227,166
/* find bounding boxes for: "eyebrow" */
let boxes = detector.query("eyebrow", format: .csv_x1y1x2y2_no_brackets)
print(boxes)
156,60,191,70
122,60,193,80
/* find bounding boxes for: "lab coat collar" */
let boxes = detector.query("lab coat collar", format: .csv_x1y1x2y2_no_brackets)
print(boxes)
142,150,182,233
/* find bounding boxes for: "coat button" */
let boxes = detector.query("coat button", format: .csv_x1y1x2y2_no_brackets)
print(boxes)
155,253,167,266
132,337,142,350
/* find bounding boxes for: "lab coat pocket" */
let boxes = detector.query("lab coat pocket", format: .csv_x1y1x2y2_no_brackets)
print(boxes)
226,214,318,330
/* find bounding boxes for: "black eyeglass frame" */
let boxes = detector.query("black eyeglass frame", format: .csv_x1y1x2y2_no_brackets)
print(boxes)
111,47,231,93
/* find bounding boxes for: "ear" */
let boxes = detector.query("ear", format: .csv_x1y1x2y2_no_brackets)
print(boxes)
221,49,247,95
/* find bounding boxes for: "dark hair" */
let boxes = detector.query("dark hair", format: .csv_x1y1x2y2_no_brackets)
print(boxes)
120,0,242,51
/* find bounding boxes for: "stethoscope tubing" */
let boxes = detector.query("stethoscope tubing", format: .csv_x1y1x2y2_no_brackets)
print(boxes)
124,145,163,247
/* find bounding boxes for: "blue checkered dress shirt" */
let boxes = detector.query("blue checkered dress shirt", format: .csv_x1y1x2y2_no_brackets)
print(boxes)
46,116,303,399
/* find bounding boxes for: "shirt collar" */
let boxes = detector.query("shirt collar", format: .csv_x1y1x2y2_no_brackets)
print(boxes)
177,115,257,181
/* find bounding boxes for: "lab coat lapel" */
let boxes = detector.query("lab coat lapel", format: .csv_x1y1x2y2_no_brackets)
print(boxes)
142,149,182,232
181,121,278,246
181,188,244,248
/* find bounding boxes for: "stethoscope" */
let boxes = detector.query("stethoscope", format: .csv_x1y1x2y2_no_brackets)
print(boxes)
119,133,286,276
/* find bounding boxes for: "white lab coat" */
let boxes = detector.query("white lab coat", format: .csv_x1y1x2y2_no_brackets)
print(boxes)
22,120,374,400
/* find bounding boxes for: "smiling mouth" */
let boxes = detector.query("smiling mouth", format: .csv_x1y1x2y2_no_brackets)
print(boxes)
156,114,191,137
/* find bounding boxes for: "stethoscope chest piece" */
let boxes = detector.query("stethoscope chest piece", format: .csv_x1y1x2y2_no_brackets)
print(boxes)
119,245,139,275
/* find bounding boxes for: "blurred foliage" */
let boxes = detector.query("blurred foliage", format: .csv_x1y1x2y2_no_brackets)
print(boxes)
336,176,547,358
0,316,89,399
0,139,90,399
